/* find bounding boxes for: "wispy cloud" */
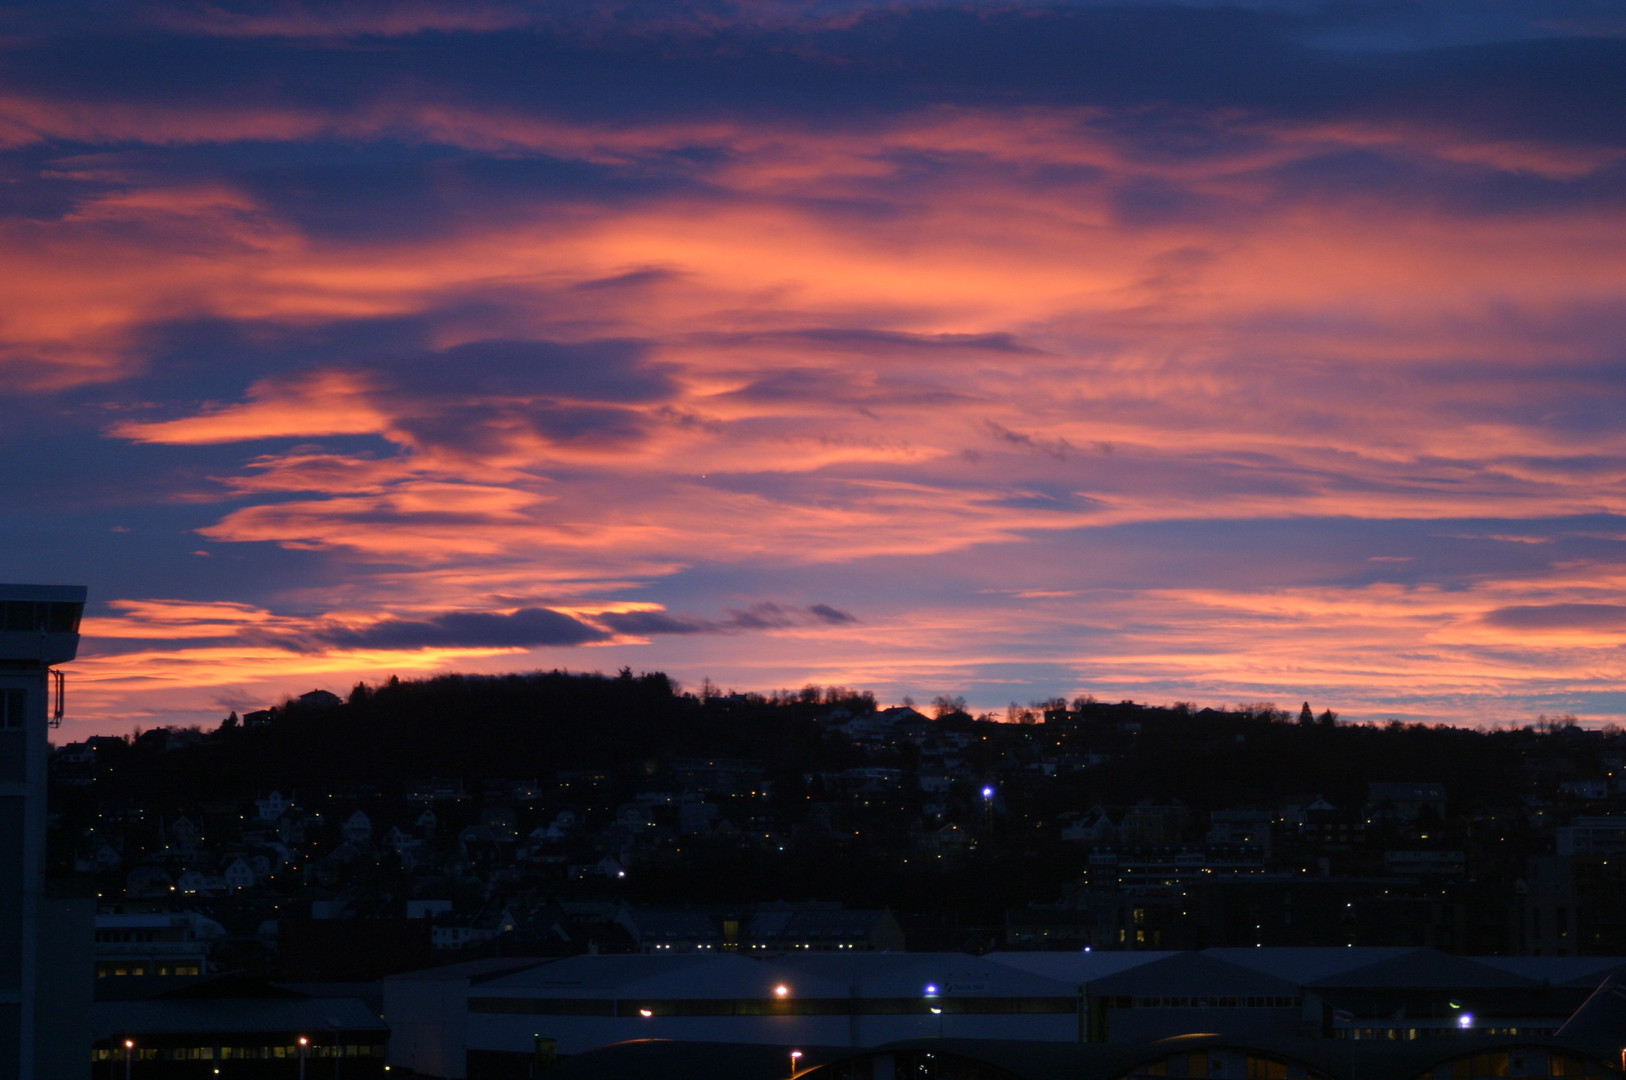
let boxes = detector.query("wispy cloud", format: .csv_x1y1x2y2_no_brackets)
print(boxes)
5,0,1626,732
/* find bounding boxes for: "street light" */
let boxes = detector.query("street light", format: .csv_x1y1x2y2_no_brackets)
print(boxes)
123,1039,134,1080
789,1050,803,1076
298,1036,308,1080
924,984,944,1035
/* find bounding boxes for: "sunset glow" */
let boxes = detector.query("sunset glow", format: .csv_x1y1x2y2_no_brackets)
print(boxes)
7,0,1626,733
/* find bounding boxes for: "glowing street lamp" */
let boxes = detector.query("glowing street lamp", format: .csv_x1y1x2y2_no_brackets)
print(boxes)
298,1036,309,1080
924,983,944,1034
123,1039,135,1080
790,1050,803,1076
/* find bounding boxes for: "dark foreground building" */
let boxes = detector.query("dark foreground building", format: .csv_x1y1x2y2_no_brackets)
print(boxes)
381,948,1626,1078
538,1035,1622,1080
90,981,388,1079
0,584,88,1080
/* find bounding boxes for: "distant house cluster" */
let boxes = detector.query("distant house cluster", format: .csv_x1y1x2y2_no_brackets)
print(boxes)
49,689,1626,994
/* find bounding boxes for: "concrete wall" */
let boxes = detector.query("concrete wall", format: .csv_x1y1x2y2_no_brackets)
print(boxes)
383,976,474,1079
35,898,94,1080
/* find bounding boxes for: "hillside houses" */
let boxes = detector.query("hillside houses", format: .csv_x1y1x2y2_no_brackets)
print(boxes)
45,678,1626,986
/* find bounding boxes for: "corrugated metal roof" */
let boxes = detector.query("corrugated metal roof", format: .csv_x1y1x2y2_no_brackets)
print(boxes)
1556,969,1626,1039
1081,952,1299,996
776,952,1076,997
1305,950,1536,989
479,953,851,1000
1474,955,1626,988
985,951,1177,985
1201,946,1417,984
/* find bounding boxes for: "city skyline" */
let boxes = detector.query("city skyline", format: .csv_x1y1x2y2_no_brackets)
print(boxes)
4,0,1626,734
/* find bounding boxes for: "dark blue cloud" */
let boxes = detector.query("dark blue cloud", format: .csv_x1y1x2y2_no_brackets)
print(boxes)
306,606,609,650
807,603,856,623
386,339,675,404
597,610,712,635
227,144,711,242
3,7,1619,146
722,367,972,408
374,338,677,453
597,602,858,636
389,400,650,454
571,267,683,291
1253,147,1626,216
1482,603,1626,631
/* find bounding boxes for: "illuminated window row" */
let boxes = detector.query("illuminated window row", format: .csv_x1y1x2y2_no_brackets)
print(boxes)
93,1045,383,1062
471,996,1080,1017
1105,996,1301,1009
95,963,203,978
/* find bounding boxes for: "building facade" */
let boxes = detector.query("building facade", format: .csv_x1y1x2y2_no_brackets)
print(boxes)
0,584,86,1080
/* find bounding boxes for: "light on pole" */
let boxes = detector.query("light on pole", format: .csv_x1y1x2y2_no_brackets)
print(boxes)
298,1036,308,1080
789,1050,803,1076
123,1039,134,1080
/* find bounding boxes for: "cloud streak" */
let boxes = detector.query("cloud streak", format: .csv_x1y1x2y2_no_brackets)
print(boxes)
4,1,1626,731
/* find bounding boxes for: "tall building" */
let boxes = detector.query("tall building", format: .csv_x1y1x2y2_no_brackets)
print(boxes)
0,584,86,1080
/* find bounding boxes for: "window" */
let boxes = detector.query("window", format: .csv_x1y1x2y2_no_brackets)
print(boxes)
0,689,23,729
0,601,81,633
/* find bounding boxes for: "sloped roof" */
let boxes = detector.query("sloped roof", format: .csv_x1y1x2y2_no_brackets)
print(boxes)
984,950,1177,985
478,953,850,1000
624,909,724,940
1082,952,1299,997
1556,969,1626,1039
776,952,1074,998
1474,955,1626,988
1305,949,1536,990
1201,946,1417,985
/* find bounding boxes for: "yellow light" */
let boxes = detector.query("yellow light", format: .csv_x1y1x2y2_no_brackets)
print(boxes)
639,1009,653,1018
775,984,790,998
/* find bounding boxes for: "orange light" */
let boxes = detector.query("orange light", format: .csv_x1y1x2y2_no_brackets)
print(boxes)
774,984,790,998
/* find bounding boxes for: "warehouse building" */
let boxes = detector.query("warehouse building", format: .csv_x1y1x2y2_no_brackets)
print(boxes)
380,947,1626,1078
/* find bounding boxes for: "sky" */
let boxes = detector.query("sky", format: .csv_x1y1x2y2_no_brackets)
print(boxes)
5,0,1626,736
